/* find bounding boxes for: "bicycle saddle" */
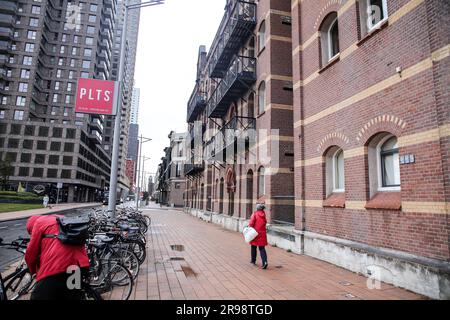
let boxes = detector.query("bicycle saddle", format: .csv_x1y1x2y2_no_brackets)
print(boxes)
92,234,114,243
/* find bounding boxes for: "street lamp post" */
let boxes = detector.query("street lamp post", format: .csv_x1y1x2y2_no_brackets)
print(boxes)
137,155,151,210
108,0,164,217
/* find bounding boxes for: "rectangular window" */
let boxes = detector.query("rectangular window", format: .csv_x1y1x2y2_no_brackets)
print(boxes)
10,124,21,135
27,30,36,39
63,156,73,166
87,26,95,34
21,153,31,163
7,139,19,148
88,15,96,23
23,140,33,149
82,60,90,68
22,56,32,65
25,43,34,52
32,168,44,177
52,127,63,138
69,71,74,79
29,18,39,27
47,169,58,178
16,96,26,106
85,37,94,45
50,142,61,152
20,69,30,79
18,83,28,92
90,4,98,12
60,45,65,54
18,167,29,176
58,58,64,66
72,47,78,55
61,34,67,42
65,95,71,103
56,69,62,78
51,106,59,115
0,110,5,119
67,83,73,92
54,81,60,90
52,94,58,103
48,155,59,164
38,126,49,137
80,72,89,78
83,48,92,57
73,35,79,44
34,154,45,164
13,110,24,120
24,126,34,135
36,141,47,150
31,6,41,14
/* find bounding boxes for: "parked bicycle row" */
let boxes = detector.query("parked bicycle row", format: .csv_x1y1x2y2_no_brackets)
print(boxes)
0,206,150,300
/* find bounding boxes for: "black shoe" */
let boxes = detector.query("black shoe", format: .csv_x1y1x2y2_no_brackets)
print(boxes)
262,262,268,269
250,261,256,265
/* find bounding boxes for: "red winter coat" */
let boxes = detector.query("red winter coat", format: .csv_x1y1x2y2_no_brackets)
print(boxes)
25,215,90,282
248,210,268,247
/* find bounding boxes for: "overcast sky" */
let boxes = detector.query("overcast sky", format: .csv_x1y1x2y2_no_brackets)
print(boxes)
133,0,225,183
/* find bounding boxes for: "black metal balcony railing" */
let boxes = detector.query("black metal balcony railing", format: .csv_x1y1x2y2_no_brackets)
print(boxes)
208,0,257,78
184,163,205,176
186,86,207,122
207,55,256,118
205,116,256,161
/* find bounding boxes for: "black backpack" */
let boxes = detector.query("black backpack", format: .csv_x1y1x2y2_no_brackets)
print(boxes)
44,216,90,245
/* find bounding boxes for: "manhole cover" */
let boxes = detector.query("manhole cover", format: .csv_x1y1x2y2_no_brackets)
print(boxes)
170,245,185,252
339,281,353,286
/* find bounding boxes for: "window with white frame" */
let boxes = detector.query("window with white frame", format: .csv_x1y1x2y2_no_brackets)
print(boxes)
74,36,79,44
65,95,71,104
27,30,36,39
31,5,41,14
54,81,60,90
258,20,266,52
379,135,400,188
0,110,5,119
29,18,39,27
368,133,401,196
52,94,59,103
16,96,26,106
82,60,90,68
23,56,32,65
320,12,340,65
56,69,62,78
14,110,24,120
85,37,93,45
60,45,65,54
359,0,388,35
20,69,30,78
25,43,34,52
18,83,28,93
325,147,345,196
258,81,266,114
67,83,73,92
72,47,78,55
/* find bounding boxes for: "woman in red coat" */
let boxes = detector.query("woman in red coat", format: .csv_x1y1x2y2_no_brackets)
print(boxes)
248,203,268,269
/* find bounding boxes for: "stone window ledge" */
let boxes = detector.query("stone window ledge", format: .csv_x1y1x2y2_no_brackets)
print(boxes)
323,192,345,208
365,192,401,211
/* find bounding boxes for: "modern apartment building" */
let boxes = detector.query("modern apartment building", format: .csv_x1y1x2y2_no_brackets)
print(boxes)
156,131,186,207
290,0,450,299
130,86,139,124
0,0,116,202
184,0,449,299
103,0,141,198
185,0,295,225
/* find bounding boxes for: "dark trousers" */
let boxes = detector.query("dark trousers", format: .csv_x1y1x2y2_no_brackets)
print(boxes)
251,246,268,265
31,269,87,300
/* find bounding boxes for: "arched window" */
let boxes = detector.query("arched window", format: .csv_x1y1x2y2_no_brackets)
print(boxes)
258,81,266,114
258,167,265,198
325,147,345,195
368,133,401,196
379,136,400,188
320,12,340,65
258,20,266,52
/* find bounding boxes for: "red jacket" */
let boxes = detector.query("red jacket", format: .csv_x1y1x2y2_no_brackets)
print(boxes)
248,210,268,246
25,215,90,282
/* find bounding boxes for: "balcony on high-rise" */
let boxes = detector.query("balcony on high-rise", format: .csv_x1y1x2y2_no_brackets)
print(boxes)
0,2,17,15
208,0,256,78
187,85,207,123
207,55,256,118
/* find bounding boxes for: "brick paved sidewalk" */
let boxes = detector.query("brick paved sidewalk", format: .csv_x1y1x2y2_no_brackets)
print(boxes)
130,208,424,300
0,202,102,222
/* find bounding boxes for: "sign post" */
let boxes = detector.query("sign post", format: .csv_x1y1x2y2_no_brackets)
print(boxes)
75,78,117,115
56,182,63,205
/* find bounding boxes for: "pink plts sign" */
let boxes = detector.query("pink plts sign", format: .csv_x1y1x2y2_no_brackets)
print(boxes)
75,78,116,115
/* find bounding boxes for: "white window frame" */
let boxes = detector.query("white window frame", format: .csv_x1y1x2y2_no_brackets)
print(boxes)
258,82,266,114
365,0,389,32
258,21,266,52
376,134,400,191
332,149,345,193
327,17,340,61
258,167,265,198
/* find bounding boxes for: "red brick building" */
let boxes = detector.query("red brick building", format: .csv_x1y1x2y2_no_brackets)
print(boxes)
291,0,449,299
184,0,449,299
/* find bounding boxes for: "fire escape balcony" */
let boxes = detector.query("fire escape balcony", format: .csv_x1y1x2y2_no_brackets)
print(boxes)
184,162,205,176
0,1,17,15
208,0,256,78
188,122,206,149
205,116,256,162
207,55,256,118
31,91,49,104
187,87,207,123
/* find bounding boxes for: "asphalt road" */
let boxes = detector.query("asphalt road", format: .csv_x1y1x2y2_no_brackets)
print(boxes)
0,209,91,272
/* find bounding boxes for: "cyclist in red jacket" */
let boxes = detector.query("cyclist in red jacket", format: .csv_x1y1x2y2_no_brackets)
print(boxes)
25,215,89,300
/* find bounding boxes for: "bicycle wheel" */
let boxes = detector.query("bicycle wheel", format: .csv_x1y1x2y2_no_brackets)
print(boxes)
81,283,103,300
125,240,146,264
105,263,133,300
4,268,34,300
110,248,140,280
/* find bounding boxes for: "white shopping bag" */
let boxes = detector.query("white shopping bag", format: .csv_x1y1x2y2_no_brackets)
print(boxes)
243,226,258,243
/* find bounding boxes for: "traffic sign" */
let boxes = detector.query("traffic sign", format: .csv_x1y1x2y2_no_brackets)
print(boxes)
75,78,117,115
57,182,63,189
